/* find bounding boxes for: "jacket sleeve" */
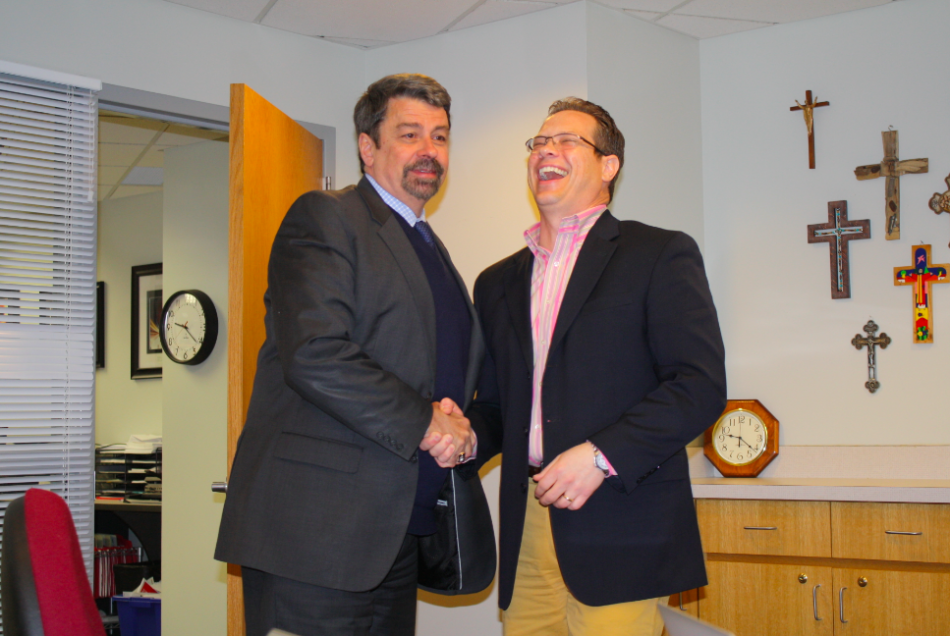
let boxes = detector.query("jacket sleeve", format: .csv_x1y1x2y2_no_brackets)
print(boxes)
588,232,727,490
268,191,432,461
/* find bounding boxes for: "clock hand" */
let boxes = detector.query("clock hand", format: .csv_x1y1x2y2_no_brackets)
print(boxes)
174,322,198,343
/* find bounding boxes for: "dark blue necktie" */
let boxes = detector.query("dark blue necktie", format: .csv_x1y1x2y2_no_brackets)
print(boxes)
415,220,436,248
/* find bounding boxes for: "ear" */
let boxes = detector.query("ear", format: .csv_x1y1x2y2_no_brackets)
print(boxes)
358,132,377,170
601,155,620,184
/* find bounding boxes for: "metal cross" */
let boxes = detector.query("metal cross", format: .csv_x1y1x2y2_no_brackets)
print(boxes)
930,172,950,248
852,320,890,394
808,200,870,299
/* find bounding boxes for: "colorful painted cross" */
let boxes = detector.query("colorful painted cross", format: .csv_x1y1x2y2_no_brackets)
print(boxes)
851,320,890,394
789,90,830,169
893,244,949,343
929,172,950,248
854,130,928,241
808,200,870,299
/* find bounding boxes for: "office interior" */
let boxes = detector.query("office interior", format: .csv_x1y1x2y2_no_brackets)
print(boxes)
2,0,948,633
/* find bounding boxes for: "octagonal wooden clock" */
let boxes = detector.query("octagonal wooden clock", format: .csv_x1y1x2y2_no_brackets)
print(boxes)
704,399,779,477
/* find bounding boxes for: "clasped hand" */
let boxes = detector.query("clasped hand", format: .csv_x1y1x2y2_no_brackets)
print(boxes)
533,442,606,510
419,398,473,468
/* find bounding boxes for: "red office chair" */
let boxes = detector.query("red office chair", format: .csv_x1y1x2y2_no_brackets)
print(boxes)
1,488,105,636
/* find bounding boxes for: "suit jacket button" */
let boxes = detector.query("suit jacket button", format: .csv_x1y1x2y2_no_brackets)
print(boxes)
523,427,529,435
521,482,528,493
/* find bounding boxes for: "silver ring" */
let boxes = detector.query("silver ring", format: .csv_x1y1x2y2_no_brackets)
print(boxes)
457,452,466,463
562,494,574,503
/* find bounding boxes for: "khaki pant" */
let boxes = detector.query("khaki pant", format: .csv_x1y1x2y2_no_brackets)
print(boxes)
503,491,664,636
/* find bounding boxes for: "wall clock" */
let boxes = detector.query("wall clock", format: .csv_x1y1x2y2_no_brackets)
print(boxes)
159,289,218,365
704,399,779,477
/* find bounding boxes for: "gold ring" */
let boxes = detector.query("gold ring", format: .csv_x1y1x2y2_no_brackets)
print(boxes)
457,452,466,463
562,494,574,503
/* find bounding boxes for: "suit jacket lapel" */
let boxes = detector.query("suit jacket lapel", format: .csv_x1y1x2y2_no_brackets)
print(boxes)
548,211,620,356
357,178,437,368
504,248,535,373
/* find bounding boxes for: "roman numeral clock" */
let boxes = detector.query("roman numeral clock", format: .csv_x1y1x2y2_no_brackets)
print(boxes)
159,289,219,365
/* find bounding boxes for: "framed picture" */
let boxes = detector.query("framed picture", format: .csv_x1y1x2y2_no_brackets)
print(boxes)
131,263,163,379
96,281,105,369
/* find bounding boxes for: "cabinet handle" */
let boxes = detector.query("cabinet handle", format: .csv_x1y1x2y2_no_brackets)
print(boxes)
743,526,778,530
813,584,822,621
679,592,685,611
839,587,848,624
885,530,922,536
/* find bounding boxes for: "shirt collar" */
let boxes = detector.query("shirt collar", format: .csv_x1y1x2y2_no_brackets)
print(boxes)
365,174,426,226
524,204,608,257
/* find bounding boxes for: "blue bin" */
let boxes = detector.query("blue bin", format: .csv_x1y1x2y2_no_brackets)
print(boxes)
113,596,161,636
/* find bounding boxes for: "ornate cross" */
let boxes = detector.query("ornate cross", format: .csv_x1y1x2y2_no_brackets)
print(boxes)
855,129,928,241
929,172,950,248
807,200,870,299
894,244,949,343
852,320,890,394
789,90,829,169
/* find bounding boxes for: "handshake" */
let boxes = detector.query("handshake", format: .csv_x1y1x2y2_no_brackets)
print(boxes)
420,398,474,468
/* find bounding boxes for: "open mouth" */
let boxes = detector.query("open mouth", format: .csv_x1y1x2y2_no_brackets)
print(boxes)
538,166,567,181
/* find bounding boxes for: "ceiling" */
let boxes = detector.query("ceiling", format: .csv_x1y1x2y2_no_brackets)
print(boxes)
162,0,899,48
98,111,228,202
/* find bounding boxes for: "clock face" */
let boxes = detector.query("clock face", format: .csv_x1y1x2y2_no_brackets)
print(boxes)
711,409,768,466
159,290,217,365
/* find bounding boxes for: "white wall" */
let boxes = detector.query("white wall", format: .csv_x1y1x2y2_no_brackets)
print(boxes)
587,2,704,245
701,0,950,445
161,140,230,636
0,0,366,185
96,192,164,445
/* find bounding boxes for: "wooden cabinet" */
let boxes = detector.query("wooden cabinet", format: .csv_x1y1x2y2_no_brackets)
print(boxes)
695,499,950,636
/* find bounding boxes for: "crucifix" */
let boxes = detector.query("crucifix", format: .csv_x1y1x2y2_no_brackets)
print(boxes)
789,90,829,169
929,172,950,248
854,129,929,241
894,244,949,343
807,200,870,299
851,320,890,394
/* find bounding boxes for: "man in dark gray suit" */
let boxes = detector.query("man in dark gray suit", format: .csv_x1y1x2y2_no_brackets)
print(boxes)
215,74,495,636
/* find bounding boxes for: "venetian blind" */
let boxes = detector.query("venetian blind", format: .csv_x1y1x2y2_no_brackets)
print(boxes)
0,61,100,633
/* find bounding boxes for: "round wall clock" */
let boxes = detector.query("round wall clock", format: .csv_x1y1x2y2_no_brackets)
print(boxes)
703,399,779,478
159,289,218,365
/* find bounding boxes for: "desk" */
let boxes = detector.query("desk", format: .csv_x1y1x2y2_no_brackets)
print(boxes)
94,501,162,563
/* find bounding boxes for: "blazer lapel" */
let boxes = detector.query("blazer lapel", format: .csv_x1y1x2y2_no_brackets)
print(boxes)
548,211,620,356
504,249,535,373
357,178,437,366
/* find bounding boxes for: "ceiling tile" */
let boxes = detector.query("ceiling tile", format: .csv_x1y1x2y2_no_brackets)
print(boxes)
157,127,228,147
623,9,663,21
161,0,272,22
322,36,395,49
262,0,478,43
599,0,685,11
657,13,768,38
122,167,165,187
678,0,891,24
99,119,166,145
98,167,127,187
138,147,167,169
450,0,556,32
110,186,163,200
99,143,146,167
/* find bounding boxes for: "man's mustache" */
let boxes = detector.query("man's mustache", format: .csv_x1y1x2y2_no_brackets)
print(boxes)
404,159,444,180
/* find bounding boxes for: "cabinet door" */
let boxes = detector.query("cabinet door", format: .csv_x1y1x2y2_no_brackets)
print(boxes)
702,561,833,636
833,568,950,635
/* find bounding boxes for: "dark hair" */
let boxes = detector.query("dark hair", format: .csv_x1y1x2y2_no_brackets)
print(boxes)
547,97,625,199
354,74,451,173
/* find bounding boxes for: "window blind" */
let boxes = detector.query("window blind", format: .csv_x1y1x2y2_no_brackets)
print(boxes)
0,63,99,632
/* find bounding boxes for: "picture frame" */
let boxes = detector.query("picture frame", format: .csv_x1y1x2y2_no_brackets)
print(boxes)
131,263,163,379
96,281,105,369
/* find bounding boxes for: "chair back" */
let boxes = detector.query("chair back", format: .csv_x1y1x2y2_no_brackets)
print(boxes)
0,489,105,636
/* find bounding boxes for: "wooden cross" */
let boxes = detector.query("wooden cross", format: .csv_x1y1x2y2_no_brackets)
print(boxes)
807,200,870,299
929,172,950,248
894,244,949,343
855,130,928,241
789,90,830,169
851,320,890,394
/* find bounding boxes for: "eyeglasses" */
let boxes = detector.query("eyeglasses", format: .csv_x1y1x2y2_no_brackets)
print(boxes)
525,133,606,155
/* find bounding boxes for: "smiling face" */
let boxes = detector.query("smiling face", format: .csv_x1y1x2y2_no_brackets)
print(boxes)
359,96,449,216
528,110,619,220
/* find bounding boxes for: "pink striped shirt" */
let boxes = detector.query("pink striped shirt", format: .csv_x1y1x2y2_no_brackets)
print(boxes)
525,204,607,467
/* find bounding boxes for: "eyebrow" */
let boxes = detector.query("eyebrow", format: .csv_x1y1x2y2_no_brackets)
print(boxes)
395,122,449,133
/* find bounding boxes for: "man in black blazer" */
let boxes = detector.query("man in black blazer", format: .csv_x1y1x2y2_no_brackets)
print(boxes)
215,74,495,636
466,98,726,635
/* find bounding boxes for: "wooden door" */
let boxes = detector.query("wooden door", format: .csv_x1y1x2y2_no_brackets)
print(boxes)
227,84,324,636
702,561,833,636
833,568,950,635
